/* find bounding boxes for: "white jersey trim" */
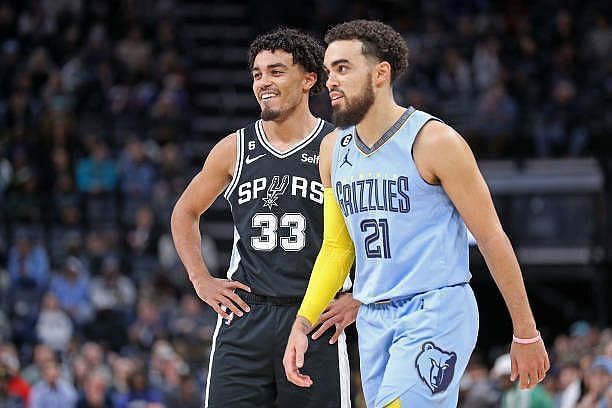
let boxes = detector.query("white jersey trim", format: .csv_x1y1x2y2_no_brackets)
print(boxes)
255,118,324,158
204,315,223,408
338,331,351,408
223,129,245,200
226,226,241,280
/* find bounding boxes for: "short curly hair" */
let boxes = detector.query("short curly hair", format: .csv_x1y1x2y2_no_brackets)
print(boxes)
248,28,326,94
324,20,409,83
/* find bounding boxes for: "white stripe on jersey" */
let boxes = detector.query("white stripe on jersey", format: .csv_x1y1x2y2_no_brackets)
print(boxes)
223,128,245,200
226,226,241,280
204,315,223,408
338,331,352,408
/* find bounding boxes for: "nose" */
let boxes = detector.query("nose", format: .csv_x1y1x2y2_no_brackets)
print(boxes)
326,72,339,90
254,74,273,90
260,73,273,86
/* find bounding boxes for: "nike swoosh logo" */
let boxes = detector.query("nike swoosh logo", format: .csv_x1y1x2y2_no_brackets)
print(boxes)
245,154,266,164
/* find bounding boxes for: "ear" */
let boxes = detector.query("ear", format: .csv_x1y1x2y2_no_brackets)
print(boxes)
303,71,317,92
373,61,391,86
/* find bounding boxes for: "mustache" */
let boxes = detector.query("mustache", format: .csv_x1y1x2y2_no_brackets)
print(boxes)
258,86,279,97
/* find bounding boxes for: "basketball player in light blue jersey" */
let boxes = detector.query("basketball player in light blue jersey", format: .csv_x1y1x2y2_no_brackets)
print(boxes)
284,20,550,408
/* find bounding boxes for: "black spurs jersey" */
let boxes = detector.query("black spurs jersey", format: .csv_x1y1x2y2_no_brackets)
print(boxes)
223,118,335,297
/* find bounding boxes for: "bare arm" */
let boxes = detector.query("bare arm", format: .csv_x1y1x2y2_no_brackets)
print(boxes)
318,130,337,188
171,133,251,318
414,120,549,388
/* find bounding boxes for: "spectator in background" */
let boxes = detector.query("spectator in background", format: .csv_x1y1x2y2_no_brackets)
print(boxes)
50,256,93,326
84,228,117,273
117,138,156,199
126,205,160,261
0,312,11,343
164,371,199,408
107,356,134,402
0,147,12,203
126,205,162,283
75,138,116,194
472,82,518,158
554,361,582,408
167,294,215,364
577,357,612,408
3,163,44,224
70,342,111,392
116,26,152,75
22,344,57,385
150,88,185,145
76,368,114,408
35,291,73,354
7,230,49,290
0,345,30,405
436,47,472,97
128,299,166,352
90,254,136,347
114,367,164,408
30,359,78,408
91,256,136,311
460,354,500,408
149,340,184,401
157,142,184,182
0,361,25,408
472,36,501,93
533,78,589,157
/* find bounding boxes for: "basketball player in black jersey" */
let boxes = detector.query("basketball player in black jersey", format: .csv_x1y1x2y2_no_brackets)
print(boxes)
171,28,359,407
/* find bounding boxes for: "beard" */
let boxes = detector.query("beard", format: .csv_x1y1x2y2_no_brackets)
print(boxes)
260,106,281,121
332,80,375,128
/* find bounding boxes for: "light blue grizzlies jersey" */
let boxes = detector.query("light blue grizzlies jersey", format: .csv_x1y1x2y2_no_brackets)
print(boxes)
331,107,471,304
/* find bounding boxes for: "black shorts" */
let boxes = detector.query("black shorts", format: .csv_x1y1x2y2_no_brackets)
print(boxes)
205,292,351,407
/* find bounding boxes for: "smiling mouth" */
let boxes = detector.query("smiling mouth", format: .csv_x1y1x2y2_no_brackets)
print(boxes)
330,93,344,106
260,92,278,101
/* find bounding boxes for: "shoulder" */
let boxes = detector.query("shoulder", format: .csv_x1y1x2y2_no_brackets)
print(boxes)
209,132,237,157
202,132,237,174
414,120,465,153
320,128,340,152
413,120,472,183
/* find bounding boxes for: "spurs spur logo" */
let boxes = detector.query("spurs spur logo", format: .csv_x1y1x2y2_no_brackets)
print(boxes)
262,175,289,209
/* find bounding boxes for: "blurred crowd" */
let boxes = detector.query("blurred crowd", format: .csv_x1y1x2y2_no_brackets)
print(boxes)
273,0,612,159
1,0,611,407
0,0,215,407
457,323,612,408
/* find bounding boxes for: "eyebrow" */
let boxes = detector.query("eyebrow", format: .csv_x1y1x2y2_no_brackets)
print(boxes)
252,63,289,72
329,59,350,68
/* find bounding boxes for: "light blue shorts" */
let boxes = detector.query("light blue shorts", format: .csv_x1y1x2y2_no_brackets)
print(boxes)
356,283,479,408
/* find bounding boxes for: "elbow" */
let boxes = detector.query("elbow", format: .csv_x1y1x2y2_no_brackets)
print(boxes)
474,226,509,252
170,197,188,234
170,197,201,237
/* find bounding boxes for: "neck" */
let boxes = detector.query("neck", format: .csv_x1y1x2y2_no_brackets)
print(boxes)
355,89,406,147
261,105,317,146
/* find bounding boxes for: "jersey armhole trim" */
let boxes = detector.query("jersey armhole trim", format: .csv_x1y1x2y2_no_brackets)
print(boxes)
410,118,446,189
223,129,244,200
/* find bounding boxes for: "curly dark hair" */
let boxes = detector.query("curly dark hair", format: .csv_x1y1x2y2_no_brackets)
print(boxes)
248,28,326,94
324,20,409,83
